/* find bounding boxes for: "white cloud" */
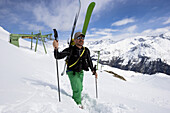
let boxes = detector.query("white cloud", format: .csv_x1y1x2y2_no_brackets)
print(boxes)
89,28,118,36
142,26,170,36
0,8,19,23
21,21,45,31
142,29,152,34
90,28,97,31
163,17,170,25
86,26,170,42
30,0,113,31
32,1,78,31
0,0,114,32
125,25,137,33
111,18,135,26
102,28,119,32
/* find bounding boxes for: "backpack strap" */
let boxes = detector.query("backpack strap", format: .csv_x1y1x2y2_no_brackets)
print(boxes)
69,47,86,68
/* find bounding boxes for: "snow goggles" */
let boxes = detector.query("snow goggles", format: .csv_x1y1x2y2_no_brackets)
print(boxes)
76,36,85,40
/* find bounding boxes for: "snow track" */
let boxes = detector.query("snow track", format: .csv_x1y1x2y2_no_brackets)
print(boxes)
82,93,113,113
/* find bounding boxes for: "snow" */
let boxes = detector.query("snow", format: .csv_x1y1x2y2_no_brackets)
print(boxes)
0,26,10,42
1,27,170,113
163,32,170,39
85,33,170,65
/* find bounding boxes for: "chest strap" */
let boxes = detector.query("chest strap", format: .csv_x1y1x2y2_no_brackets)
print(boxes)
69,47,85,68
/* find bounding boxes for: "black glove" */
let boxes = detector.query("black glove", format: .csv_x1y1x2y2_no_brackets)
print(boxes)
93,65,97,75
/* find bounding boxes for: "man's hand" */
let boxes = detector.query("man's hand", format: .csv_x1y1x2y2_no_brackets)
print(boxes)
93,71,98,79
53,40,58,49
93,65,98,79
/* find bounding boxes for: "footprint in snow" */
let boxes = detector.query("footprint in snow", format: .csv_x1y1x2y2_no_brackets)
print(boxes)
81,93,113,113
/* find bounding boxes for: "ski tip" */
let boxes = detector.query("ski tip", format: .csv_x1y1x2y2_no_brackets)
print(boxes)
88,2,95,9
90,2,96,5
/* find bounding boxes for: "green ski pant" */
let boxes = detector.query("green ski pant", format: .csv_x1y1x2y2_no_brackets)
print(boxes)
67,70,84,105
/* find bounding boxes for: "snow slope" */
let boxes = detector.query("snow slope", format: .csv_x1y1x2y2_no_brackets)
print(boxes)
0,27,170,113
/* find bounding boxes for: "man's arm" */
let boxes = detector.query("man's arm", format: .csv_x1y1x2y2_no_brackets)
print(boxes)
86,48,94,71
53,40,70,59
86,48,98,78
54,48,70,59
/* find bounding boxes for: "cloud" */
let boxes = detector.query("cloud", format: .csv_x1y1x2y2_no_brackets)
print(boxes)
163,17,170,25
125,25,137,33
86,25,170,42
111,18,135,26
21,21,45,31
142,26,170,36
98,28,119,33
31,0,77,31
0,0,114,32
31,0,113,31
87,28,118,36
86,25,137,40
0,8,19,24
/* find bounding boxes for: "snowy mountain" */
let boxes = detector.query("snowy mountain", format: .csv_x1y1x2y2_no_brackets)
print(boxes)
1,26,170,113
86,33,170,75
0,26,10,42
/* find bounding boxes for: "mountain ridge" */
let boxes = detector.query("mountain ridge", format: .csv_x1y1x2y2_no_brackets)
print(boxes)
86,32,170,75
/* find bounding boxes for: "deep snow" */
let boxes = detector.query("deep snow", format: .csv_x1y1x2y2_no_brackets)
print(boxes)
0,27,170,113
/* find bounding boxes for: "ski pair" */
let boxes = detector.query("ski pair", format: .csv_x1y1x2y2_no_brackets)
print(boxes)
61,1,96,76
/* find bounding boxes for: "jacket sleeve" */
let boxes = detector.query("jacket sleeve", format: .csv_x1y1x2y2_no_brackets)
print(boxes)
54,47,70,59
86,48,94,71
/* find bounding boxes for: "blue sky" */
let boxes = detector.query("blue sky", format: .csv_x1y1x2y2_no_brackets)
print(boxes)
0,0,170,41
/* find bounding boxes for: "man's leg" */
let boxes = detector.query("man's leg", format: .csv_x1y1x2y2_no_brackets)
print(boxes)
67,71,84,105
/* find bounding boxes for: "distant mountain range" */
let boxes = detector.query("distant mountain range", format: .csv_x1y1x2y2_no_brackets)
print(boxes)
86,32,170,75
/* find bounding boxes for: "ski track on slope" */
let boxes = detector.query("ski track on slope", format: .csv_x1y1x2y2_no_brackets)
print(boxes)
1,73,113,113
82,93,113,113
81,93,136,113
23,74,116,113
1,78,66,113
1,90,38,113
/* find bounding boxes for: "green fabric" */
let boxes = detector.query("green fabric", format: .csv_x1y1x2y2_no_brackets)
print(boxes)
67,70,84,105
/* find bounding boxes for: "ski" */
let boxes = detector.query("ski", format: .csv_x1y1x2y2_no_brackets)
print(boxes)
69,0,81,46
82,2,95,35
61,0,81,76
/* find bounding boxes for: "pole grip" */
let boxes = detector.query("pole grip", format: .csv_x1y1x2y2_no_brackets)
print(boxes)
93,65,97,75
53,29,58,40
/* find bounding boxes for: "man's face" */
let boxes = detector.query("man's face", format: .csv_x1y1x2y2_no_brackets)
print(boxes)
74,35,84,46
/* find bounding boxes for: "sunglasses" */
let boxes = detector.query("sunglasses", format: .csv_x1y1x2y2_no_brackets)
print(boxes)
76,36,85,40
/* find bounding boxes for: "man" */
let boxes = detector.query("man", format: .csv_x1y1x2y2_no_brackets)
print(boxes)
53,32,97,108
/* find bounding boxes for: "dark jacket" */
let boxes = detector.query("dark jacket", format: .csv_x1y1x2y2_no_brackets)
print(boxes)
54,45,94,72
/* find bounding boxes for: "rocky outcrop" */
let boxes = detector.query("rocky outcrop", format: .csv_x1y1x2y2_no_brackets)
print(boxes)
98,56,170,75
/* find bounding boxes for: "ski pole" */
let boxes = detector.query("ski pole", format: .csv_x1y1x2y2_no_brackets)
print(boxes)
61,63,66,76
95,75,98,98
53,29,61,102
93,65,98,98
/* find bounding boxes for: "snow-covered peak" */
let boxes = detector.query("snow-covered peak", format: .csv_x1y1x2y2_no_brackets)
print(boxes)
86,38,116,45
0,26,10,34
160,31,170,40
0,26,10,42
88,32,170,66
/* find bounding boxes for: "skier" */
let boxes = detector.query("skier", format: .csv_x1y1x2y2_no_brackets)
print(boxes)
53,32,98,108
